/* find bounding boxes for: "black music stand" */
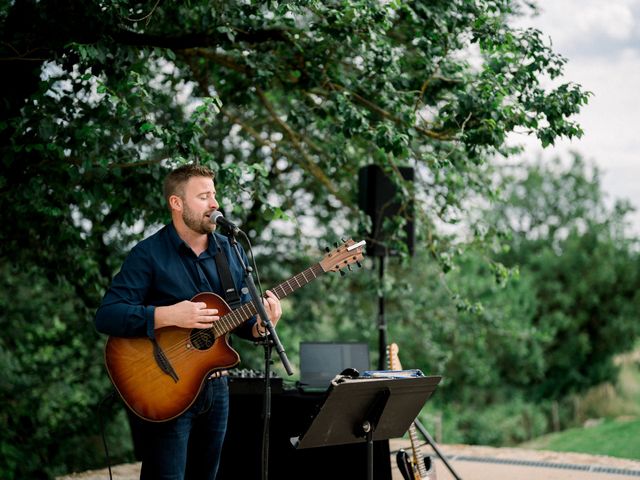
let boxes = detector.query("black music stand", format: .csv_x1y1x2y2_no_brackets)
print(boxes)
292,375,441,480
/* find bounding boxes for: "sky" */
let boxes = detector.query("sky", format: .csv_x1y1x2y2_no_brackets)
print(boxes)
511,0,640,234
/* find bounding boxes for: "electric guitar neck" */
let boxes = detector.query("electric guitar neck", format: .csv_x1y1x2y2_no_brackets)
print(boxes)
388,343,429,480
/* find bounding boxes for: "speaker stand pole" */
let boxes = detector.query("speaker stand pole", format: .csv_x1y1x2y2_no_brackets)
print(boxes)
377,254,387,370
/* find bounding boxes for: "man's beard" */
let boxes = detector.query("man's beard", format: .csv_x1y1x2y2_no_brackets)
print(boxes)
182,203,214,235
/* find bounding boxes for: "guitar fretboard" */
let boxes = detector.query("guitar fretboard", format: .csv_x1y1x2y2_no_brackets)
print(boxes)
409,423,429,478
209,263,325,337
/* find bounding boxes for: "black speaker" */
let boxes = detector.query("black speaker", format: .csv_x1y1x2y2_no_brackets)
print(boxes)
358,165,415,257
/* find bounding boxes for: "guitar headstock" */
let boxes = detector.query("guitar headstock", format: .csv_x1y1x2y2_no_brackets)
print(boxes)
387,342,403,371
319,239,366,274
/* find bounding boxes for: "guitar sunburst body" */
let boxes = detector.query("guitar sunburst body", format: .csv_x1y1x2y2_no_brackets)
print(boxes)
105,292,238,422
104,239,365,422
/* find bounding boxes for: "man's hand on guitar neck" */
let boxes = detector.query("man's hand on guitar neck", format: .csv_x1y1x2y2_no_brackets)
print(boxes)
253,290,282,338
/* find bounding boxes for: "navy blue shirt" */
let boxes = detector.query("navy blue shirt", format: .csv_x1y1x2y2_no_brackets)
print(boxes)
95,223,256,340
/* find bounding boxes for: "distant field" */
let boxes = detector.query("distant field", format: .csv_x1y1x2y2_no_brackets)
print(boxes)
522,417,640,461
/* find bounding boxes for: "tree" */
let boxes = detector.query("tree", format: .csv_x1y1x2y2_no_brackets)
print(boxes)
0,0,590,476
377,156,640,445
485,155,640,399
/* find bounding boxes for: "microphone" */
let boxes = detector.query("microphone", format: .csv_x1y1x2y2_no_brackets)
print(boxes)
210,210,242,235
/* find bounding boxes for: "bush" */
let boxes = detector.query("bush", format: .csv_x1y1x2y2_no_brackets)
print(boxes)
441,398,549,446
0,263,134,478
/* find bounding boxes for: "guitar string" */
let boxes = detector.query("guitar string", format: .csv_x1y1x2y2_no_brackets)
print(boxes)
408,423,428,477
113,283,286,384
175,266,316,347
169,265,321,353
113,252,362,394
389,345,429,478
116,265,326,381
116,251,358,383
124,266,325,382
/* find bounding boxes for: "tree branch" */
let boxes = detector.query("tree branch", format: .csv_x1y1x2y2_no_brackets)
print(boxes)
111,28,290,50
125,0,162,23
255,87,354,208
323,81,455,141
180,48,248,74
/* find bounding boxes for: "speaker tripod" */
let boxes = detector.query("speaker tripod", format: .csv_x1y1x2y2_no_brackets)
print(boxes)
376,256,462,480
358,164,461,480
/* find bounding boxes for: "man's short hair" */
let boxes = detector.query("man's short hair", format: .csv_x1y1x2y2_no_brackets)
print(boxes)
163,164,215,206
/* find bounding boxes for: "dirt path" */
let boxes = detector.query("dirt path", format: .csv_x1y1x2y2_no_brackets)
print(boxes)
57,442,640,480
388,441,640,480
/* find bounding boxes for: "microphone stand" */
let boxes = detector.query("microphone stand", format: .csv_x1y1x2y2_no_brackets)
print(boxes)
227,230,293,480
261,336,273,480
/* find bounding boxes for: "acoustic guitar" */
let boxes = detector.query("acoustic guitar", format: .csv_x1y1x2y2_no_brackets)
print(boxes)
388,343,434,480
105,239,365,422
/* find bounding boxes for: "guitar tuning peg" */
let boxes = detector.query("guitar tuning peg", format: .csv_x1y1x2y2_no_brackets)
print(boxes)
325,246,330,253
339,270,346,277
334,242,339,248
356,261,362,268
347,264,352,271
341,237,346,243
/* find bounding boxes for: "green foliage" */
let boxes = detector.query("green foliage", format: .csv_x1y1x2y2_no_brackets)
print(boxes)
487,155,640,399
0,262,133,477
0,0,591,263
445,397,550,446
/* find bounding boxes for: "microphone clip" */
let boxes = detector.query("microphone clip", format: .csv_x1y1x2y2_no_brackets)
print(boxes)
210,211,242,236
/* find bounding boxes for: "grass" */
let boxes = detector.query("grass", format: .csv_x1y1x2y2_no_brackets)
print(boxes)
521,417,640,460
522,347,640,461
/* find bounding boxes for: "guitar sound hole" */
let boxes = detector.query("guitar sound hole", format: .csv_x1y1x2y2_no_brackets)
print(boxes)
190,330,215,350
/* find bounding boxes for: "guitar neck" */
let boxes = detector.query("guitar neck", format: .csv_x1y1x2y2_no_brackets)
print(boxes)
387,342,429,480
408,423,429,479
215,263,325,335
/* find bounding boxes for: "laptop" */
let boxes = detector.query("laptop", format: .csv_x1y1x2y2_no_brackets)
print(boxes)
299,342,370,390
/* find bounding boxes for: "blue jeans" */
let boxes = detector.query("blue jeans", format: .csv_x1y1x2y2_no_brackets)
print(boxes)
129,377,229,480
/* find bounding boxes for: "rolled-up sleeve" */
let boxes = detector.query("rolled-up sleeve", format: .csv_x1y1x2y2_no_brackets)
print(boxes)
95,245,156,339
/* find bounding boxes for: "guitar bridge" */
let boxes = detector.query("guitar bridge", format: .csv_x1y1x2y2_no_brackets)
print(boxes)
151,338,180,383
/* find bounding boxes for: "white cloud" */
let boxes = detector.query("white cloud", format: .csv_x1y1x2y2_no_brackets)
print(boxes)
576,2,635,40
514,0,640,57
511,0,640,234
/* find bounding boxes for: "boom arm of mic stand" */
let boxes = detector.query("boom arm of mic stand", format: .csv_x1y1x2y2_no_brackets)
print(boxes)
228,234,294,376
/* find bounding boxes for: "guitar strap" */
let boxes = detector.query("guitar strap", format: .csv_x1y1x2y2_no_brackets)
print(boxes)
212,236,243,310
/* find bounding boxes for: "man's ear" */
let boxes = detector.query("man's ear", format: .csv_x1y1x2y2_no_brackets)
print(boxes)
169,195,182,211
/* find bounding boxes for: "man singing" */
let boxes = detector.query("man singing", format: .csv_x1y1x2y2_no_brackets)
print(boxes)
95,164,282,479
